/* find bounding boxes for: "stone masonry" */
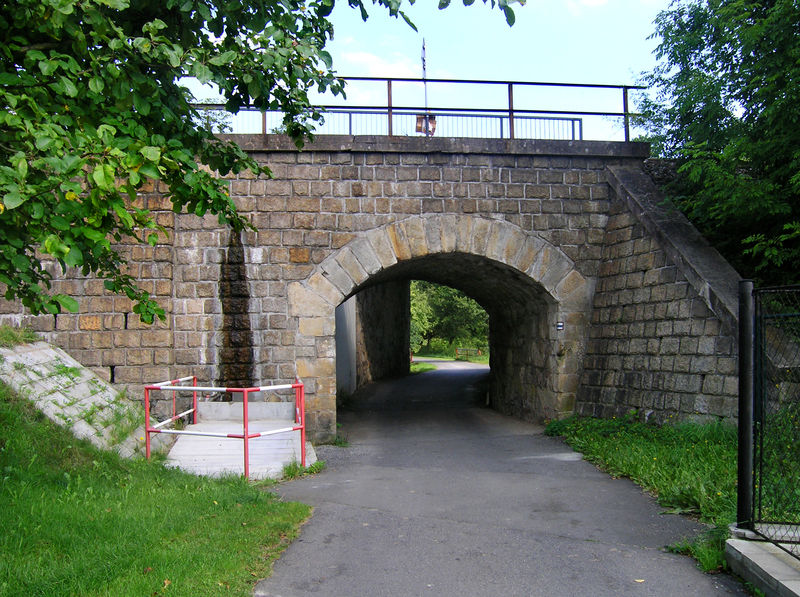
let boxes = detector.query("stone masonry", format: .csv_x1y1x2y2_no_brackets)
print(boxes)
0,136,741,440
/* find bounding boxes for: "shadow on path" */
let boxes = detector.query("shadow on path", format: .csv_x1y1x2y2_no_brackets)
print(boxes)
255,361,746,597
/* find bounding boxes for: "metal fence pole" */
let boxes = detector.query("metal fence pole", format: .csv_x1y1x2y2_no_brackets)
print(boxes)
387,79,393,137
507,83,515,140
738,279,755,530
623,86,630,142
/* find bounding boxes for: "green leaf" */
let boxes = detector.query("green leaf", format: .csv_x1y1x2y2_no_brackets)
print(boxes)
61,76,78,97
11,254,29,272
35,134,55,151
3,190,25,210
192,62,213,84
89,77,105,94
113,203,135,229
53,294,79,312
138,162,161,180
140,146,162,162
92,164,115,190
319,51,333,69
209,51,237,66
38,60,59,77
81,227,107,243
64,245,83,267
502,6,515,26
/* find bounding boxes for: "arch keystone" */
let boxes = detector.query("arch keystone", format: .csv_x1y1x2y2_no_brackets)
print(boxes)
423,215,443,253
439,214,458,252
455,215,473,252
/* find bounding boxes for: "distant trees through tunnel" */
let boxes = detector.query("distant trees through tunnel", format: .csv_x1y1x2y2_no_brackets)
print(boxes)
410,281,489,359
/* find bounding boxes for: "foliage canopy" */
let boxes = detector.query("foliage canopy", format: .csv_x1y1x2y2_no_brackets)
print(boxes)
0,0,519,323
638,0,800,285
410,280,488,353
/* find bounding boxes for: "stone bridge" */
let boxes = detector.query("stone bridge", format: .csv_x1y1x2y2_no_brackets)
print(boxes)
0,136,741,441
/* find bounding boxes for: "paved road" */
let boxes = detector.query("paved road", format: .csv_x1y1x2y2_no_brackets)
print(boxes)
255,361,746,596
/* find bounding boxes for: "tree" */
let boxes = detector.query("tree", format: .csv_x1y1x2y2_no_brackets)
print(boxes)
0,0,520,323
410,280,488,353
637,0,800,285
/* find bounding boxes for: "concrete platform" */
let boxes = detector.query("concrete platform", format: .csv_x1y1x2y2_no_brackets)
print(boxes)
165,419,316,479
726,538,800,597
165,401,315,479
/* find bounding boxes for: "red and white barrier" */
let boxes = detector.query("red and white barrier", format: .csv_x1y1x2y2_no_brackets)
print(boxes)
143,377,306,479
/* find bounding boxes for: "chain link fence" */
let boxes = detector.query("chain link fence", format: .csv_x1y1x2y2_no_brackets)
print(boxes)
752,286,800,559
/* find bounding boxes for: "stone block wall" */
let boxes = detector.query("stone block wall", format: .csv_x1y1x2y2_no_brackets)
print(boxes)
355,280,410,387
576,166,740,421
0,136,743,438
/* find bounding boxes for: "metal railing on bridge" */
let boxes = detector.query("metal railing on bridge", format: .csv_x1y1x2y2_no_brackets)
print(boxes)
194,77,644,142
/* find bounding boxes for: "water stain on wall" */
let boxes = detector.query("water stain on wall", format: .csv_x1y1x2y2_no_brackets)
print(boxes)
217,230,255,390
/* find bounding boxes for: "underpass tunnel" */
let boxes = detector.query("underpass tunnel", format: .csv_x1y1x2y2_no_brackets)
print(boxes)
334,252,559,422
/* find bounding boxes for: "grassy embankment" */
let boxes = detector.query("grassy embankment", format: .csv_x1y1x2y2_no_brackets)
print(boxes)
0,326,311,596
546,413,737,572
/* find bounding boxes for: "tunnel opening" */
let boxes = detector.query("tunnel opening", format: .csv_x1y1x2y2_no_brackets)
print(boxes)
334,252,559,423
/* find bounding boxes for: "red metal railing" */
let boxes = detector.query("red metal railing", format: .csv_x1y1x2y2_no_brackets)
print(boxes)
143,376,306,479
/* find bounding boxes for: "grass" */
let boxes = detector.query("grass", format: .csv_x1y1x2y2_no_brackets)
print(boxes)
545,413,737,572
0,326,39,348
0,382,311,596
280,460,326,481
414,351,489,364
410,362,437,374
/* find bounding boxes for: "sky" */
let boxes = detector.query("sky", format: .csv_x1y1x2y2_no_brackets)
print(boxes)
317,0,670,139
326,0,667,84
195,0,672,140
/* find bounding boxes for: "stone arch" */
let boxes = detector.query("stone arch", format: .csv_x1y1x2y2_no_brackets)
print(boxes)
288,214,595,440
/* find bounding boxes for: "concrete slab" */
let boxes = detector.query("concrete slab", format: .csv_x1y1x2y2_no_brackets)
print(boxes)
165,420,316,479
726,539,800,597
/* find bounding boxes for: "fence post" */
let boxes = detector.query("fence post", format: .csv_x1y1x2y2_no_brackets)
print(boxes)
738,279,755,530
387,79,393,137
623,86,630,142
507,83,515,140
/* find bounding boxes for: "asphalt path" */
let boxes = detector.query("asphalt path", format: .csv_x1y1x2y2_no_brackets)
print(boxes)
254,360,746,596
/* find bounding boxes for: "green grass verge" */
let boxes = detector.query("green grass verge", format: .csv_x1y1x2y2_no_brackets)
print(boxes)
545,414,737,572
410,362,437,374
0,382,310,596
0,325,39,348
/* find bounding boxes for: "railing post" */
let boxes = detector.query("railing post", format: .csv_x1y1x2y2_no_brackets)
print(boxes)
738,279,755,530
262,111,267,136
144,387,152,460
507,82,515,140
623,86,630,142
192,375,198,425
296,381,306,468
387,79,393,137
242,389,250,480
